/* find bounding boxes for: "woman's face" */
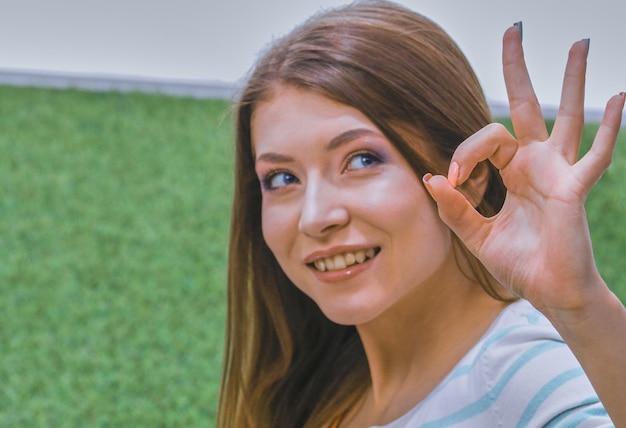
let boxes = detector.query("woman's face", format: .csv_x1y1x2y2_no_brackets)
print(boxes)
252,87,455,325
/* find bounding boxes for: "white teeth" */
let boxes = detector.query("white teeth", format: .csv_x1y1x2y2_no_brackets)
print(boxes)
311,248,378,272
345,252,355,265
333,254,346,270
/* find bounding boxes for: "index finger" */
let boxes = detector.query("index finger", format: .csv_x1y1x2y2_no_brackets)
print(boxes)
503,23,549,143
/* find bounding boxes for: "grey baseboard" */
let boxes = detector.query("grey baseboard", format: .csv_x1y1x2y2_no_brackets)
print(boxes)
0,69,622,126
0,68,239,100
488,101,612,124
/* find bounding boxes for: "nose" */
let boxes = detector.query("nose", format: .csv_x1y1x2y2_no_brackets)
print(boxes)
298,179,349,238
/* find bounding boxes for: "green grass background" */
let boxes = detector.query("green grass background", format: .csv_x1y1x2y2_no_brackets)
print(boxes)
0,86,624,426
1,86,231,426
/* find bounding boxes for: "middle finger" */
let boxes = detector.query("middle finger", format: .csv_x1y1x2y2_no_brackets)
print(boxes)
503,23,549,143
550,39,589,164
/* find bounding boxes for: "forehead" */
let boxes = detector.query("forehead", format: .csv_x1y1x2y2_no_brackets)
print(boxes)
251,88,378,154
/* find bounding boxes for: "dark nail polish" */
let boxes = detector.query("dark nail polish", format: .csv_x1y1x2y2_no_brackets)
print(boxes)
514,21,523,42
583,38,590,53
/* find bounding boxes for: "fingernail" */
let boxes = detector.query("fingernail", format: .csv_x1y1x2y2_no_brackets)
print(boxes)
514,21,523,42
422,173,436,201
583,38,590,54
448,162,459,188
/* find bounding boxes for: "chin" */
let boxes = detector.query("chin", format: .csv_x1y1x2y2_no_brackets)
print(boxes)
319,303,381,327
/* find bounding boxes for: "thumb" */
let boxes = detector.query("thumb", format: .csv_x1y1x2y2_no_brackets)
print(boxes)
423,173,489,256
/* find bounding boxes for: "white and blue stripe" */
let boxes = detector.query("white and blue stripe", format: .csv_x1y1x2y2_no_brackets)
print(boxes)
374,300,613,428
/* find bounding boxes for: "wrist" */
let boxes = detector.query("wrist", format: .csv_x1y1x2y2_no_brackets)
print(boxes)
541,280,624,346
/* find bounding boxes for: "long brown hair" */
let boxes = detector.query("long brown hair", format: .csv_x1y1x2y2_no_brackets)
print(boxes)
218,1,511,426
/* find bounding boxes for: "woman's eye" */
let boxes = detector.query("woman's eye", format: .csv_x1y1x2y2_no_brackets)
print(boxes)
346,152,381,171
264,171,299,190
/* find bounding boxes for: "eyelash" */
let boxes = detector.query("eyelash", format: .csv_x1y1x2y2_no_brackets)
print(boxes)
343,150,383,172
261,168,298,191
260,150,383,191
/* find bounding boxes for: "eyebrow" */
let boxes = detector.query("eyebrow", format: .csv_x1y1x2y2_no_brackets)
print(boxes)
255,128,381,164
255,152,295,163
327,128,381,151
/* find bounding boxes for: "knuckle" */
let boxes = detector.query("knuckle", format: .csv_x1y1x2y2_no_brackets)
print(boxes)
486,122,509,137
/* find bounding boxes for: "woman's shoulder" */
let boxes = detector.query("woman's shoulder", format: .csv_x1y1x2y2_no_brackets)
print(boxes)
374,300,611,427
476,298,563,358
466,299,610,427
394,300,609,427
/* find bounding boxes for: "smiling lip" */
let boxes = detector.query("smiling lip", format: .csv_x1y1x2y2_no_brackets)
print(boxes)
305,246,380,282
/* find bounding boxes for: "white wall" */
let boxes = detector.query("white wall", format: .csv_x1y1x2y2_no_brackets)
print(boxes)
0,0,624,109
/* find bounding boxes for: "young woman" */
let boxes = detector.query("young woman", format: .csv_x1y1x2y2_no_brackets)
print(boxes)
218,1,626,426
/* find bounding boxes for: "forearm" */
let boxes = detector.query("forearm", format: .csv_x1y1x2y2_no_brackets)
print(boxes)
543,282,626,427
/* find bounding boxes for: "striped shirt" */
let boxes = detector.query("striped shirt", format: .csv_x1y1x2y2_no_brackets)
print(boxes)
373,299,613,428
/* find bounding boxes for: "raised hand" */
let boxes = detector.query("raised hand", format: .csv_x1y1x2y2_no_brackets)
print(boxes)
424,23,626,425
423,23,625,315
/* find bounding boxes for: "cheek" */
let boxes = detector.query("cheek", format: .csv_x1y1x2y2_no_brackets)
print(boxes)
377,180,451,252
261,201,296,259
261,202,312,296
364,174,438,223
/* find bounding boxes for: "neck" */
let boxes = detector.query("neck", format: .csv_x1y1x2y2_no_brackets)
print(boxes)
349,265,509,426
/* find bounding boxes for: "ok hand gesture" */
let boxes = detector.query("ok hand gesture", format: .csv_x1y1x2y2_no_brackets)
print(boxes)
424,23,626,424
425,24,624,315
